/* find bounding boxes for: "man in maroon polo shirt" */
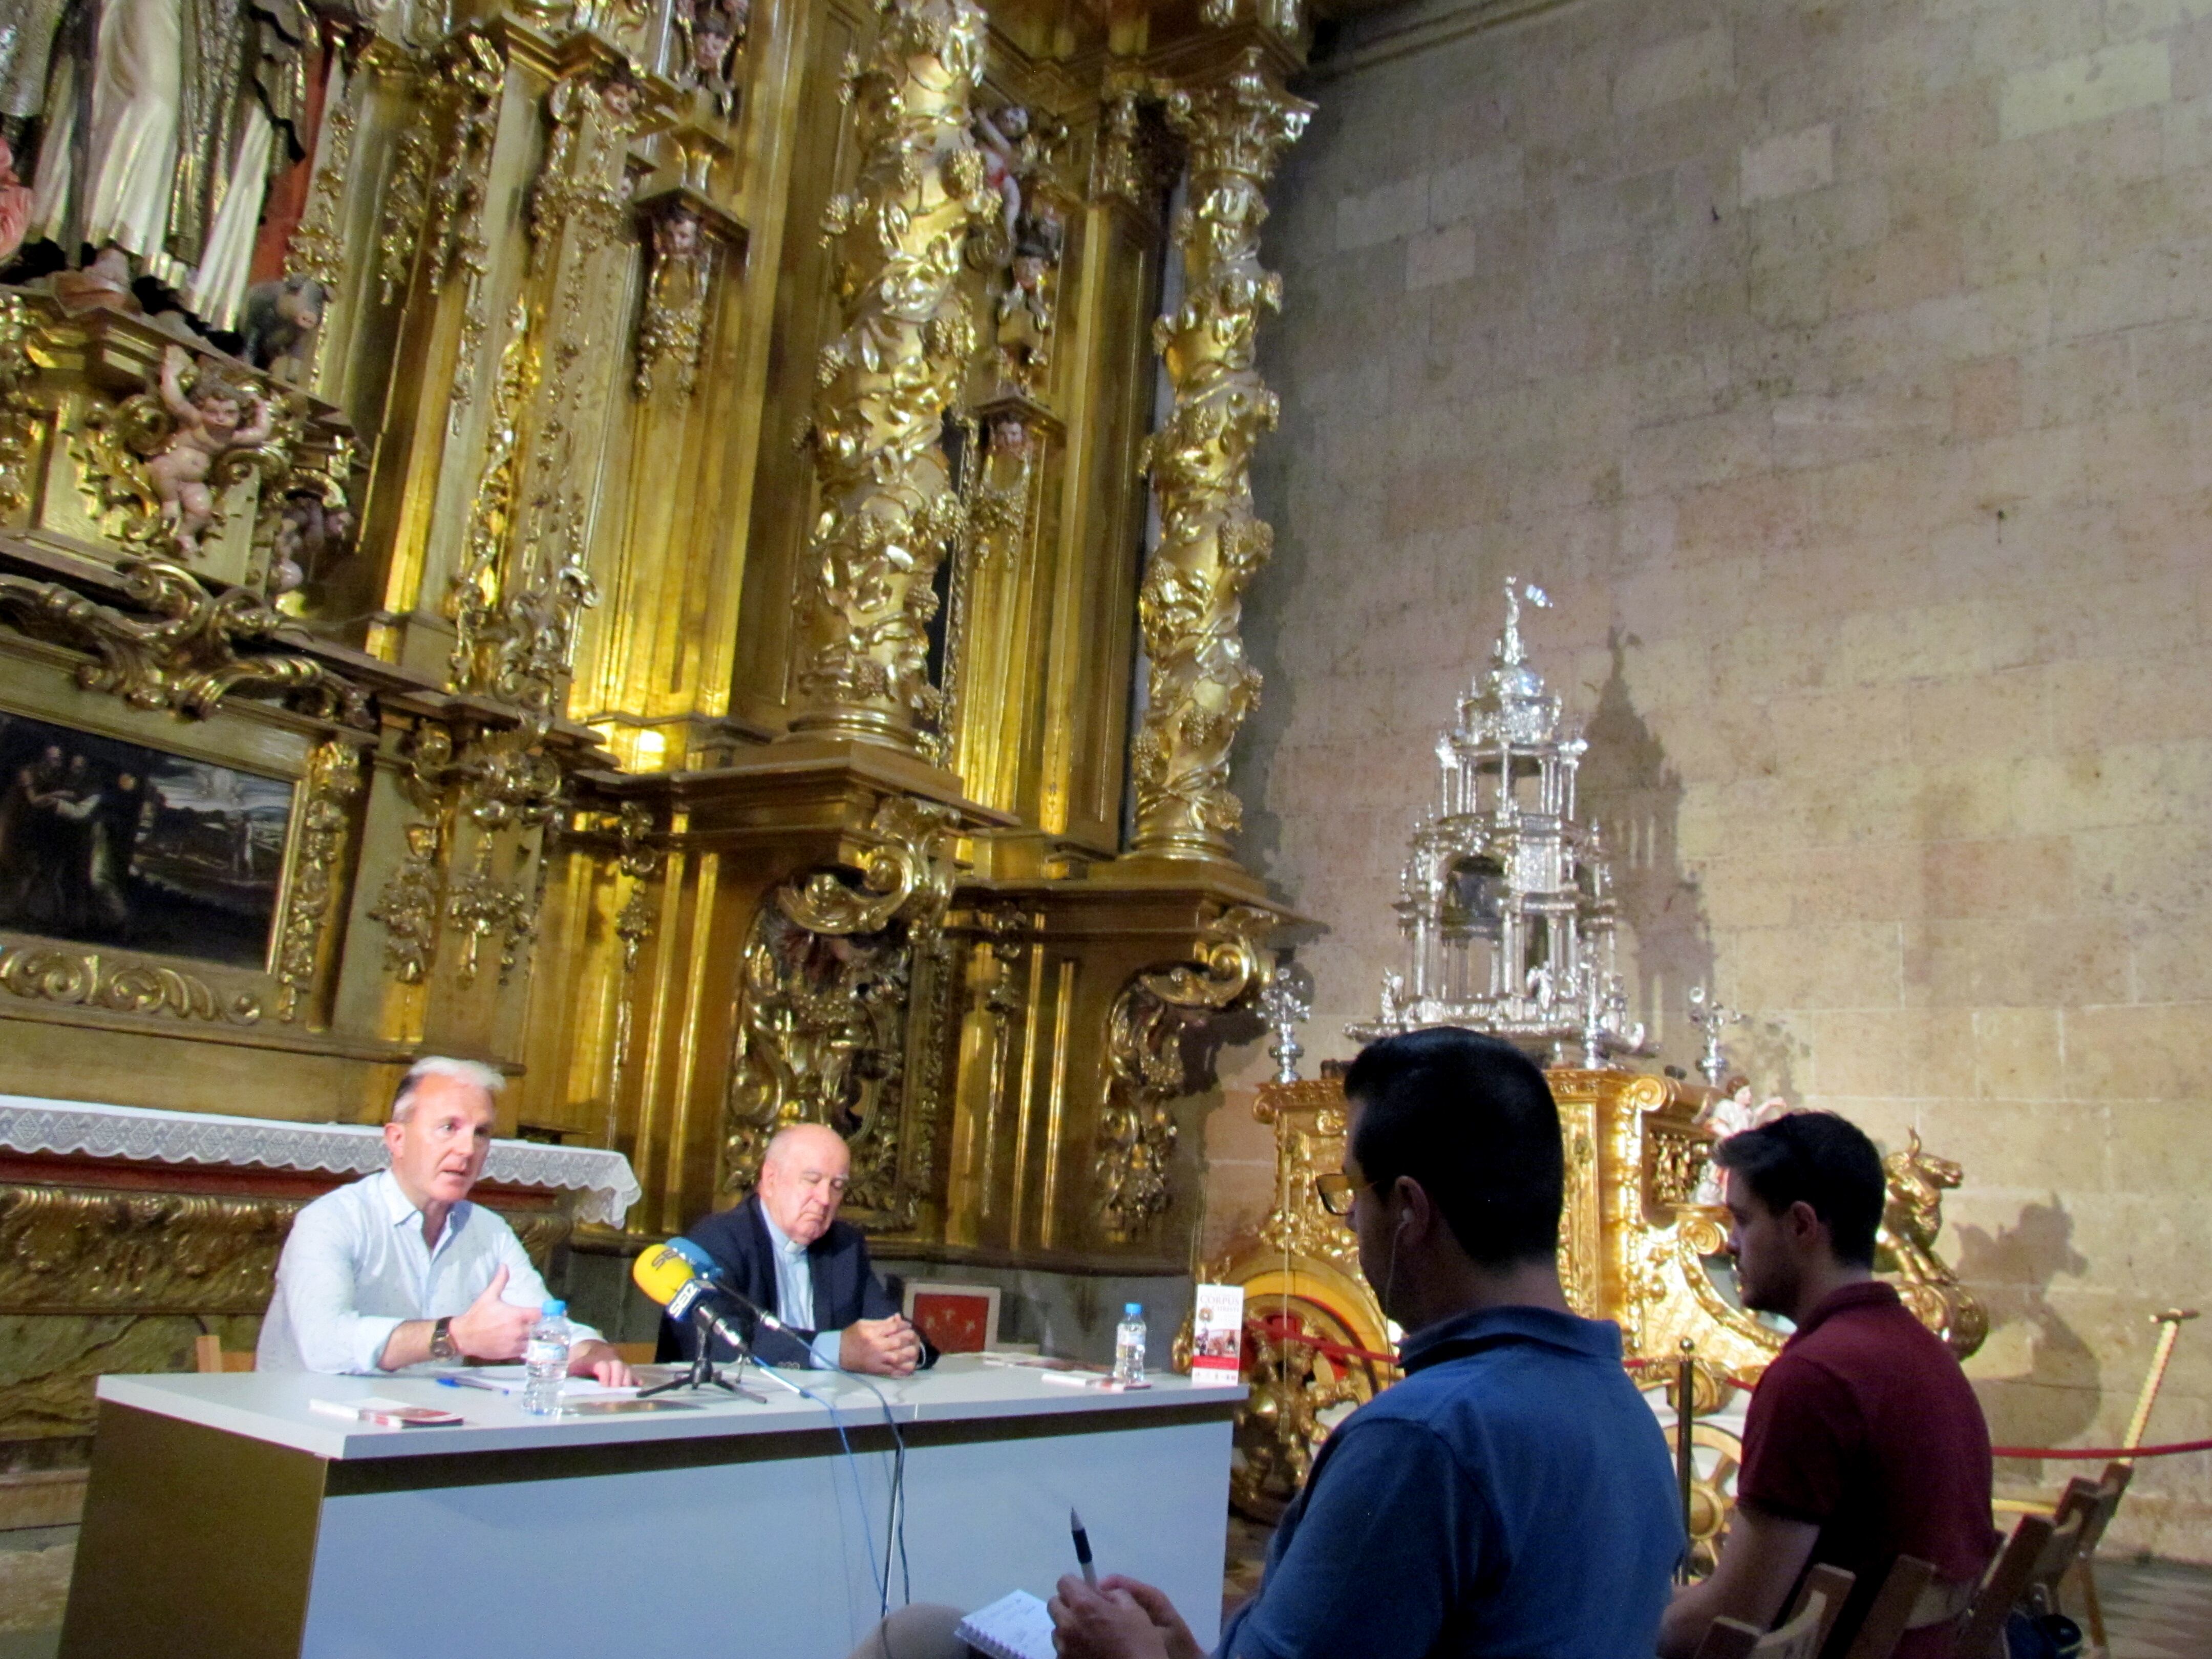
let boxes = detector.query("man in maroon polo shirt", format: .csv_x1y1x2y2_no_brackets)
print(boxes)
1658,1112,1993,1659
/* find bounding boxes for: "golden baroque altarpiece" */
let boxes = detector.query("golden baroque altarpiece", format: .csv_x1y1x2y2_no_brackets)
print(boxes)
0,0,1333,1447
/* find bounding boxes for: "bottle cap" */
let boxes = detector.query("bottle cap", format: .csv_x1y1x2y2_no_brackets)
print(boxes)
1124,1303,1141,1317
543,1300,566,1317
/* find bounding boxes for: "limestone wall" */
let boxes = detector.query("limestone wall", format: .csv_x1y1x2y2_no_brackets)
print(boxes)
1224,0,2212,1558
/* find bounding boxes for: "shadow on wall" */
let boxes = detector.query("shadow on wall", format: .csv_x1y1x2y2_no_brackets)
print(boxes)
1578,631,1716,1051
1233,450,1307,882
1951,1198,2101,1454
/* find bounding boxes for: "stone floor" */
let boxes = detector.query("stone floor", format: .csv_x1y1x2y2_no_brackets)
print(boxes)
3,1518,2206,1655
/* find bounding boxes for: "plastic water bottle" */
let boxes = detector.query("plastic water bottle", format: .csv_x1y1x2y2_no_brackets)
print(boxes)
522,1300,570,1416
1113,1303,1146,1385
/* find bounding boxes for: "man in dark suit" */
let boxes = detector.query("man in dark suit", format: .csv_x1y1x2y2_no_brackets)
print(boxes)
673,1122,931,1376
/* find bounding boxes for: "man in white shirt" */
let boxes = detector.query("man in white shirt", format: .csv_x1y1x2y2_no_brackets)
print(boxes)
257,1056,633,1383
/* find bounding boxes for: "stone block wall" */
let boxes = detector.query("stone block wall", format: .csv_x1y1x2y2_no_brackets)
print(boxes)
1222,0,2212,1558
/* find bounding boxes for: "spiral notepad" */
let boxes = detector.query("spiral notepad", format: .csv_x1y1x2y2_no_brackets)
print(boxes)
952,1590,1056,1659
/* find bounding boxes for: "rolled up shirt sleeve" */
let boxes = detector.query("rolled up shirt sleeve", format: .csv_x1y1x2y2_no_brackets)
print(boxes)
273,1202,405,1374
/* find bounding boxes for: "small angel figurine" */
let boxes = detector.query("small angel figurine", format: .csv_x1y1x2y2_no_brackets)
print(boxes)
971,103,1031,241
146,347,273,558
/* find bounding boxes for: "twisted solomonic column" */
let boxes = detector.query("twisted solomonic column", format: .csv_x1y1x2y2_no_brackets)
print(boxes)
1130,49,1312,859
788,0,993,751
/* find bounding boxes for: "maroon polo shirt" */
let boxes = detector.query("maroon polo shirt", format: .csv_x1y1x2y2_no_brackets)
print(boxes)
1736,1281,1994,1659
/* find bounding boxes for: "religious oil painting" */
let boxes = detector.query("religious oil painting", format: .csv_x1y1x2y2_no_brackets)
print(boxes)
0,710,294,970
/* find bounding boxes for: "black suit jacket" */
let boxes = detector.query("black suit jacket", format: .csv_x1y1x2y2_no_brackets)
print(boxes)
665,1194,937,1370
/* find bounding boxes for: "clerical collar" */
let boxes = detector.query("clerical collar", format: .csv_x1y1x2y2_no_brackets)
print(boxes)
759,1205,809,1260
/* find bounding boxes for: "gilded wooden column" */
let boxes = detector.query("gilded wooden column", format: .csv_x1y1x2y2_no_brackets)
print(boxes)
1130,49,1310,860
786,0,991,753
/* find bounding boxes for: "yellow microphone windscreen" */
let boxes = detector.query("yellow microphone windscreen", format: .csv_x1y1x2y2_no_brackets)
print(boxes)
630,1242,700,1308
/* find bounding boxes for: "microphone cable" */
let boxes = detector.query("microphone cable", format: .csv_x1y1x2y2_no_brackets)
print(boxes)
714,1280,914,1609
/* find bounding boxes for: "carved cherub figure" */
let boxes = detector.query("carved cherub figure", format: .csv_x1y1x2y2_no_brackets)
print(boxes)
146,346,273,557
971,103,1031,240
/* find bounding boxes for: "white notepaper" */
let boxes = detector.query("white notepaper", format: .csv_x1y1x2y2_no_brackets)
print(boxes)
953,1589,1056,1659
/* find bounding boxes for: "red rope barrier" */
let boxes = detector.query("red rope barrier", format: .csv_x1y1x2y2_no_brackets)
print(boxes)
1991,1438,2212,1461
1246,1316,2209,1463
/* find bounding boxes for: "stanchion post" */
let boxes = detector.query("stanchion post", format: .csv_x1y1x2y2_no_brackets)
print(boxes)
1675,1338,1696,1582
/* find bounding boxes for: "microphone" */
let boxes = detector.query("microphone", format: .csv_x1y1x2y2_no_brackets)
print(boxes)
630,1242,751,1353
661,1236,803,1336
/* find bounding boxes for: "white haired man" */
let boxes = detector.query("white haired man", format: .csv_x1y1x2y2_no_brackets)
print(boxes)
257,1057,633,1384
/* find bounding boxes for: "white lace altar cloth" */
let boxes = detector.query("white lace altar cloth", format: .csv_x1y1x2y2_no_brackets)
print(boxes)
0,1095,641,1228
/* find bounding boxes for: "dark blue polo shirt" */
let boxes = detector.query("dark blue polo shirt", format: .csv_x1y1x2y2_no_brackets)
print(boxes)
1218,1305,1684,1659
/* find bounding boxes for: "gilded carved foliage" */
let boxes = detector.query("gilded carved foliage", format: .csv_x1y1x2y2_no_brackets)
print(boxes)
726,795,960,1227
611,800,662,970
0,294,45,522
448,62,638,719
1095,904,1272,1242
775,795,957,940
0,559,363,721
273,740,367,1022
368,719,564,987
0,947,263,1024
378,27,507,424
792,0,993,748
1131,51,1310,858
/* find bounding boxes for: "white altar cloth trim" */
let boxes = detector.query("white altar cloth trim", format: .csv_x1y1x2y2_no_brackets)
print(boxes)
0,1096,641,1228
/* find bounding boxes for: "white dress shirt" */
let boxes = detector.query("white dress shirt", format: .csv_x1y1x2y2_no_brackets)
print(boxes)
257,1169,600,1374
758,1206,844,1369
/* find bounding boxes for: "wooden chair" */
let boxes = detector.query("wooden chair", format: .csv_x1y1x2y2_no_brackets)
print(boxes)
1695,1565,1856,1659
1950,1508,2086,1659
1993,1307,2190,1648
1839,1553,1984,1659
193,1334,254,1373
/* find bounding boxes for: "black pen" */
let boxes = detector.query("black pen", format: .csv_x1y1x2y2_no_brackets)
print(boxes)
1070,1506,1098,1588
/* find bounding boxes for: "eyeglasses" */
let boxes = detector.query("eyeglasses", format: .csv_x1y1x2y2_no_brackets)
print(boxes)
1314,1159,1375,1220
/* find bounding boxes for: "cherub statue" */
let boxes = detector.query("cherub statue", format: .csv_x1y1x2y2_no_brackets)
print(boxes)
971,103,1030,241
146,347,273,558
674,0,746,116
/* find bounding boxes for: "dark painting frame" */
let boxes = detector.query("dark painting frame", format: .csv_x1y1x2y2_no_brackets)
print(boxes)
0,708,297,972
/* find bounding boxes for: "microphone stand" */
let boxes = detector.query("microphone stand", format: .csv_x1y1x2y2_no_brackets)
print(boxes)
638,1303,765,1401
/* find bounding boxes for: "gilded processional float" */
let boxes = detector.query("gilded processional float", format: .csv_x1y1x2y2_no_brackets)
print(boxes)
1207,583,1987,1563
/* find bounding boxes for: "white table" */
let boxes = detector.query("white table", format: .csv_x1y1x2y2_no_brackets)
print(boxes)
60,1358,1243,1659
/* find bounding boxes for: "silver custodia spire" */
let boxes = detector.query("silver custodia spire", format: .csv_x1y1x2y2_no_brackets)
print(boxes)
1349,578,1650,1068
1260,955,1314,1084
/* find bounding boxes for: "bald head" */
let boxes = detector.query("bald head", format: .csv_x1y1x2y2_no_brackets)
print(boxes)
757,1122,851,1246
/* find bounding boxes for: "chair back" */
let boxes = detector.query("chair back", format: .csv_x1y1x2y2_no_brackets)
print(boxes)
192,1334,254,1374
1952,1509,2086,1659
1841,1554,1938,1659
2055,1462,2131,1560
1693,1566,1855,1659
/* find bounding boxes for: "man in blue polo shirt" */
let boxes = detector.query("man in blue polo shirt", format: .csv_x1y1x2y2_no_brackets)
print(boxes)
1049,1027,1685,1659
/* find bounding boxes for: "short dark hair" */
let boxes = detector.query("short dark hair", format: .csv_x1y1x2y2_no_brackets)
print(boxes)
1343,1028,1563,1268
1713,1112,1885,1267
